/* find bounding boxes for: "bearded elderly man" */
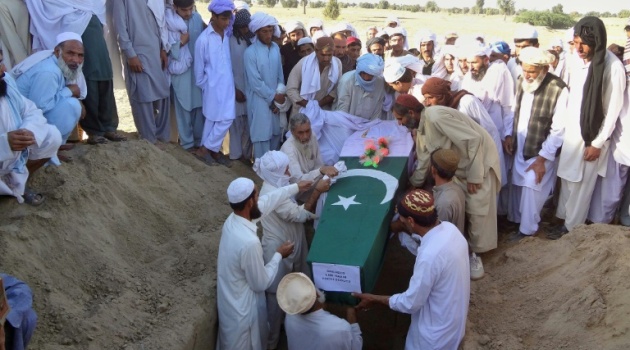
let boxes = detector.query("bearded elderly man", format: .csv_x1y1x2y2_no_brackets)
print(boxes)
253,151,330,350
0,67,61,205
217,177,312,350
244,12,285,159
12,32,84,155
286,36,342,117
334,54,385,121
281,113,338,184
501,47,568,241
555,17,626,236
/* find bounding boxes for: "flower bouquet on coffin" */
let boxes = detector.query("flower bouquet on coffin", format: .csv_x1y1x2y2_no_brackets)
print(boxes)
359,137,390,168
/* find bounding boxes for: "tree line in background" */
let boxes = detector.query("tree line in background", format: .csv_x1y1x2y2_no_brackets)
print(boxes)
224,0,629,27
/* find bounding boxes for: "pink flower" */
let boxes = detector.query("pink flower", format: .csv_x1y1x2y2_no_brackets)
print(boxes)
373,156,381,164
380,148,389,156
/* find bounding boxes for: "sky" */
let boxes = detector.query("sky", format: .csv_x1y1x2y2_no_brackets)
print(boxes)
371,0,627,14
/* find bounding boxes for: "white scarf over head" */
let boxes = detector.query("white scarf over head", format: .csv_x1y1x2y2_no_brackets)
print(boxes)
253,151,291,188
25,0,106,51
248,12,281,38
300,51,340,101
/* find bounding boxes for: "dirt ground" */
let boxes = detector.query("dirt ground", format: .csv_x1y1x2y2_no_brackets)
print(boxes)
1,88,630,349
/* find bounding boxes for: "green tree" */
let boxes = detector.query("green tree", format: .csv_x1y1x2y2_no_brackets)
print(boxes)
264,0,277,7
497,0,515,19
323,0,340,19
377,0,389,9
425,1,439,12
619,10,630,18
473,0,484,14
551,4,563,14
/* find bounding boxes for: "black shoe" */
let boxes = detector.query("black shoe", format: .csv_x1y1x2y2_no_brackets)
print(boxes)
546,225,568,240
508,232,530,242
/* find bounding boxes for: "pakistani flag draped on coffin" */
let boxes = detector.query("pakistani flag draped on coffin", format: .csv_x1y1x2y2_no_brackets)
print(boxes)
296,102,413,298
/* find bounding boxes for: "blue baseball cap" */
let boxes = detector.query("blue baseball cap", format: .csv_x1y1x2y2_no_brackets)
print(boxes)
491,41,511,55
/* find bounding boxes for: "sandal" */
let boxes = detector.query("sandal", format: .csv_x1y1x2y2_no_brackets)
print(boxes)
103,132,127,142
215,153,232,168
87,135,109,145
23,188,45,206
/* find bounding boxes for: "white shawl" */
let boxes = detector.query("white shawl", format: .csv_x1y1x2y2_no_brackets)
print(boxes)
300,52,340,101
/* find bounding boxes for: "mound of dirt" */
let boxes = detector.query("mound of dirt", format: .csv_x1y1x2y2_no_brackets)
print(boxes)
0,140,254,350
464,224,630,350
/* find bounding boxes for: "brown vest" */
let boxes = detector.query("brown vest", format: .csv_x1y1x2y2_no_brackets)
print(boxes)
512,73,567,160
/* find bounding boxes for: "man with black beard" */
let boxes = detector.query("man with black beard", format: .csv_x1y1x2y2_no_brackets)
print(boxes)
216,176,310,349
12,32,85,162
502,47,568,241
280,113,339,184
0,65,62,205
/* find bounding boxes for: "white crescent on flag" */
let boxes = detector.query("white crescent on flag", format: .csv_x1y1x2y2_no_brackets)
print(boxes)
335,169,398,205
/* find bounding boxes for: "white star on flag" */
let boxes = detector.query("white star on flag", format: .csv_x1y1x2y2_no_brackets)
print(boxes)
331,195,361,210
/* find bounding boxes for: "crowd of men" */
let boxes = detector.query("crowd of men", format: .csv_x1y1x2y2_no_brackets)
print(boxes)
1,0,630,349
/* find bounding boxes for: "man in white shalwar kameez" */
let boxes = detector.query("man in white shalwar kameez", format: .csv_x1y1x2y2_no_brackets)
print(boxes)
244,12,285,159
193,0,234,166
279,273,363,350
286,36,342,118
253,151,329,350
413,30,447,81
217,177,306,350
353,189,469,350
334,53,385,121
229,6,254,162
555,17,626,235
616,20,630,227
280,113,339,184
0,71,61,205
501,48,568,240
585,19,630,226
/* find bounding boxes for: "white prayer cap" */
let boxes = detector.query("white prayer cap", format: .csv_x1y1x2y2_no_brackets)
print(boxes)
383,62,406,83
248,12,279,36
277,273,317,315
227,177,255,204
416,29,437,44
297,37,313,46
518,47,555,66
513,25,538,40
233,0,250,11
56,32,83,46
253,151,290,188
549,38,563,48
285,20,306,34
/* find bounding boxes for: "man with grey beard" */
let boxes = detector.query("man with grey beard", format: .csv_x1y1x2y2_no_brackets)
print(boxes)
502,47,568,241
12,32,84,162
280,113,338,187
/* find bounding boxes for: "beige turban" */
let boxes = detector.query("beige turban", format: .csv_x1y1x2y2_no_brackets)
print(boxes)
519,47,555,66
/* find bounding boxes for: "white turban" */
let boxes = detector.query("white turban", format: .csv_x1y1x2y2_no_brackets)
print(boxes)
227,177,255,204
285,20,306,35
415,29,436,44
514,25,538,40
441,44,458,58
297,37,313,46
385,26,407,38
518,47,555,66
465,44,492,60
383,62,406,83
248,12,280,38
56,32,83,46
233,0,250,11
393,54,424,74
308,19,324,31
253,151,291,188
329,22,358,38
385,16,399,27
550,38,563,49
311,30,327,42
